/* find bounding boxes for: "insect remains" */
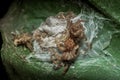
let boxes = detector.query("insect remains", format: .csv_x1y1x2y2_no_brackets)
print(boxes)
12,11,90,75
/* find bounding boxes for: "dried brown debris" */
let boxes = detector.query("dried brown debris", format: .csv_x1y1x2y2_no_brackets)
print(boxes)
51,12,86,75
11,32,33,52
11,11,87,75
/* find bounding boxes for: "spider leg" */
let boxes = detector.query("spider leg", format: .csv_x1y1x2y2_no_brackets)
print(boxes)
62,63,71,75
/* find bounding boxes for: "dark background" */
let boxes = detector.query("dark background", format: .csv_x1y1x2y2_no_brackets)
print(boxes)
0,0,13,80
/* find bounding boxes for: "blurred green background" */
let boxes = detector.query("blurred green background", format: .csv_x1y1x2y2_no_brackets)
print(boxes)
0,0,120,80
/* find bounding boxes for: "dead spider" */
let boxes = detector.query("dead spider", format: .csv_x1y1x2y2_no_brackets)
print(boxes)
51,12,87,75
11,32,33,52
52,37,79,75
